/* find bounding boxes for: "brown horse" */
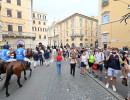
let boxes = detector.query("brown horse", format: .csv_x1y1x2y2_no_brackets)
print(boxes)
26,49,33,59
3,61,32,97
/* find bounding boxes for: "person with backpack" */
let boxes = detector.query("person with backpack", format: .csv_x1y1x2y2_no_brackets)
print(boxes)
88,51,95,74
94,49,104,81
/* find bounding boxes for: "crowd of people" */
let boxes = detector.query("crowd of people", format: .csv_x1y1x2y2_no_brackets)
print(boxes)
0,44,130,100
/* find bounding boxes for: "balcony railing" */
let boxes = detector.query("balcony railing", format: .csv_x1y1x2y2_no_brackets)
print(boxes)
102,0,109,7
2,31,36,38
71,34,84,37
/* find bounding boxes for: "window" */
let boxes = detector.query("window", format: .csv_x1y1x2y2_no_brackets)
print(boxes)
80,38,83,41
17,11,22,18
43,28,46,32
7,9,12,17
102,0,109,6
91,21,93,25
8,25,13,31
80,18,82,22
96,32,98,36
33,20,35,24
71,23,74,28
39,35,41,39
17,0,21,6
7,0,11,3
72,30,74,35
44,36,46,39
80,29,82,35
102,14,109,24
85,38,88,41
85,19,87,23
80,22,82,27
43,22,46,25
90,44,93,47
91,31,93,36
38,27,42,31
32,27,36,31
91,39,93,42
66,21,68,29
71,18,74,23
103,35,108,42
85,30,87,36
66,39,68,42
71,38,74,41
66,31,68,37
37,14,41,19
33,13,35,18
18,26,22,32
60,24,62,32
38,21,41,25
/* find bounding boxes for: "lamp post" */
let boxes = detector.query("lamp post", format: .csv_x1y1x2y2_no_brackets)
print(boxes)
53,27,55,47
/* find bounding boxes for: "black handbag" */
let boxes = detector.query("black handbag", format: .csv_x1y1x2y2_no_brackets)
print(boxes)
122,78,128,86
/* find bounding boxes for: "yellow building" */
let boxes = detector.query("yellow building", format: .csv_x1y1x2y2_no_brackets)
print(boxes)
58,13,98,48
32,10,48,46
47,21,59,46
0,0,35,49
99,0,130,49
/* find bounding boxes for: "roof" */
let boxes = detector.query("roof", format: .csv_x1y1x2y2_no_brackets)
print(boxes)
57,13,98,24
33,9,47,15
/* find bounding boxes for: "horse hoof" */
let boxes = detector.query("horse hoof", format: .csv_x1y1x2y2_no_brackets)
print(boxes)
19,85,22,88
6,93,10,97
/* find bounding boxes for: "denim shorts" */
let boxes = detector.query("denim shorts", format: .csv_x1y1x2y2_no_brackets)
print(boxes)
108,68,119,77
120,64,124,67
97,64,103,71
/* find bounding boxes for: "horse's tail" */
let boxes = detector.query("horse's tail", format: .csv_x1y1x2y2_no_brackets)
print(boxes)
2,65,13,90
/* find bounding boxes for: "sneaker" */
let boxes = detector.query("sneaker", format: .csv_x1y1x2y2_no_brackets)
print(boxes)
105,76,107,79
120,75,124,79
99,77,102,81
112,85,116,91
94,75,98,78
106,83,109,88
110,77,113,80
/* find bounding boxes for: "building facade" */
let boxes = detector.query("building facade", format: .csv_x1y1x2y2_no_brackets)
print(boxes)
58,13,98,48
32,10,48,46
0,0,35,49
47,22,59,47
99,0,130,49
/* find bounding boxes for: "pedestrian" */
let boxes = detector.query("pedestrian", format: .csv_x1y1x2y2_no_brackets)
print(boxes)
105,48,122,91
88,51,95,74
39,52,43,66
44,49,50,66
33,50,39,68
80,51,88,75
70,52,77,76
63,49,67,60
55,52,62,75
94,49,104,81
58,49,62,56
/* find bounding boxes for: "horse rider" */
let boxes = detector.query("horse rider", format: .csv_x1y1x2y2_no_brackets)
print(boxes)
16,44,31,67
0,45,16,62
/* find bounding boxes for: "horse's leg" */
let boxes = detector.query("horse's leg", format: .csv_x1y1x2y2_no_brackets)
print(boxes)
6,83,10,97
24,70,27,80
29,68,32,77
17,73,22,87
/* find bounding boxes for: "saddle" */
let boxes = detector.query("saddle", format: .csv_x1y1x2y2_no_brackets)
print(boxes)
21,61,30,70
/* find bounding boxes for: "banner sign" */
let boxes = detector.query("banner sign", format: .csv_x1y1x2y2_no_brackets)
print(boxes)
0,41,7,46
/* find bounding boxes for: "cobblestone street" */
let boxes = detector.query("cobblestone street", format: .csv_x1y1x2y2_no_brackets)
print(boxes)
0,58,124,100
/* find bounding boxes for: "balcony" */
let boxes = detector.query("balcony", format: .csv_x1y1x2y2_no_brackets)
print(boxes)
71,34,84,37
102,0,109,7
2,31,36,39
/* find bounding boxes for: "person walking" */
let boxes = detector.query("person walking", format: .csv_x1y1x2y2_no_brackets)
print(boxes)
33,50,39,68
105,48,122,91
88,51,95,74
55,52,62,75
94,49,104,81
80,51,88,75
44,49,50,66
39,52,43,66
70,52,77,76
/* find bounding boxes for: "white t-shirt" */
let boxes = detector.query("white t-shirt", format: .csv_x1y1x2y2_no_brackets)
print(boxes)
81,55,87,62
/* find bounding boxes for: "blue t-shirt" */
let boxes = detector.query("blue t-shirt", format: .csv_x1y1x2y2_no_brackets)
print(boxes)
16,48,26,60
0,49,10,61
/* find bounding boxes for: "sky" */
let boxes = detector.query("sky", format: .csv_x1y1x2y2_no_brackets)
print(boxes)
33,0,99,26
